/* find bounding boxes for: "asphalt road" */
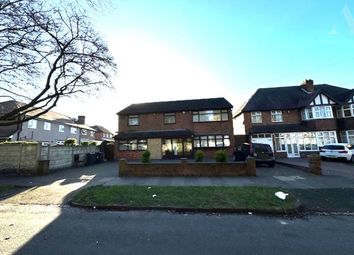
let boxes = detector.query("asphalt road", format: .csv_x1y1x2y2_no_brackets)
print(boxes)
1,204,354,255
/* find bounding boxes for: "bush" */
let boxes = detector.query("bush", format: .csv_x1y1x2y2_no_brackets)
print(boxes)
142,150,151,163
90,141,97,146
81,141,89,146
195,149,204,162
215,149,227,162
64,138,77,146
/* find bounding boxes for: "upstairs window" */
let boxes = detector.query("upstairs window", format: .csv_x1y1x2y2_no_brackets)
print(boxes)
81,129,87,135
28,119,37,129
70,127,77,134
271,110,283,122
302,106,333,120
251,112,262,123
44,122,51,131
192,110,228,122
90,131,95,137
336,104,354,118
128,115,139,126
59,125,65,133
164,113,176,124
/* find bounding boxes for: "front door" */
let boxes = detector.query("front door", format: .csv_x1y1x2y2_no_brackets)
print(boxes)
285,134,300,158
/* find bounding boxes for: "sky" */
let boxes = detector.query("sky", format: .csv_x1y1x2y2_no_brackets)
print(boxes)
55,0,354,134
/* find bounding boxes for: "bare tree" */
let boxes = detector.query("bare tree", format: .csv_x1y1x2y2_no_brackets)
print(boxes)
0,0,117,126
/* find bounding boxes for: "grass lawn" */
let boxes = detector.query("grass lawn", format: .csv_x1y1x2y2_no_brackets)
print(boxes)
0,185,15,196
71,185,297,211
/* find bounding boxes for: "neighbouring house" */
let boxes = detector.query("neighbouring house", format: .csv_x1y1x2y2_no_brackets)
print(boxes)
235,79,354,158
91,125,114,142
0,100,96,145
115,97,235,160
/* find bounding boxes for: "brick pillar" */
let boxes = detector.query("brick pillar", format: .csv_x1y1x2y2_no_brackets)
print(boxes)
308,154,322,175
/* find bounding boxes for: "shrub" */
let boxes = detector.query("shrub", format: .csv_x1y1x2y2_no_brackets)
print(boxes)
195,149,204,162
64,138,77,146
142,150,151,163
215,149,227,162
90,141,97,146
81,141,89,146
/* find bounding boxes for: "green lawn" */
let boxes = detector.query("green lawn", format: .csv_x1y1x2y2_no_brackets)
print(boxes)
72,185,297,211
0,185,15,196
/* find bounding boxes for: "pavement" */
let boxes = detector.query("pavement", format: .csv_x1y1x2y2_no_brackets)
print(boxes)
1,160,354,212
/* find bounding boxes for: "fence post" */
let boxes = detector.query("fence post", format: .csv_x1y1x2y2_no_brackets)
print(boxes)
17,143,23,174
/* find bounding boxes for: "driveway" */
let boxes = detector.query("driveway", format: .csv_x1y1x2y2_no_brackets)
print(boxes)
277,158,354,178
1,161,354,206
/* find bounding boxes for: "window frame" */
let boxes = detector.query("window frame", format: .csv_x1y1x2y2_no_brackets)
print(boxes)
27,119,37,129
271,110,283,123
193,134,230,148
118,139,147,151
128,115,139,126
43,121,51,131
251,111,262,123
59,125,65,133
70,127,77,134
164,113,176,124
192,109,229,123
302,106,333,120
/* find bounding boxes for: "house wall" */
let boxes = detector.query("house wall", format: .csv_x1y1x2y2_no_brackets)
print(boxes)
118,110,235,155
301,119,337,130
244,110,301,134
17,119,79,145
337,118,354,131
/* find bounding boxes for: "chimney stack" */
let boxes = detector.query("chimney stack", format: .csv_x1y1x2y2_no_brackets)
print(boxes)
77,115,86,124
300,79,314,93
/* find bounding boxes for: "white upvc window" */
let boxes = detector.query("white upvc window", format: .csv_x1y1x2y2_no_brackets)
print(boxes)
44,122,51,131
27,119,37,129
90,131,94,137
302,106,333,120
59,125,65,132
271,110,283,122
81,129,87,135
336,104,354,118
70,127,77,134
251,112,262,123
316,131,337,146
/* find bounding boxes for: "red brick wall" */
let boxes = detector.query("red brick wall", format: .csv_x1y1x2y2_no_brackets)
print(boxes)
244,110,301,134
116,150,143,160
302,119,337,131
337,118,354,131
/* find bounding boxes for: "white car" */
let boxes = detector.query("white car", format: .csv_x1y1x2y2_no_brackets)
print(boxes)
320,143,353,162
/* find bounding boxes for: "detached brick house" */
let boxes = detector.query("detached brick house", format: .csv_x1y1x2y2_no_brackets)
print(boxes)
235,80,354,158
115,97,234,160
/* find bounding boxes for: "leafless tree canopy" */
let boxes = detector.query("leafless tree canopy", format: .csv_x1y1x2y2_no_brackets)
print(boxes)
0,0,117,126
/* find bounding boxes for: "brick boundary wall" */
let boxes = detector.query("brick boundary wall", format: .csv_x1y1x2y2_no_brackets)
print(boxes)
119,158,256,177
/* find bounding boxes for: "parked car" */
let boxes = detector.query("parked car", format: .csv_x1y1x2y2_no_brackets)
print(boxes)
319,143,353,162
233,143,275,167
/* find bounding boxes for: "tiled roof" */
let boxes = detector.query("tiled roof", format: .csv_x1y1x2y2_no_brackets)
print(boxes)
68,123,96,131
118,97,233,115
91,125,113,134
242,84,351,112
115,129,194,140
0,125,18,138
